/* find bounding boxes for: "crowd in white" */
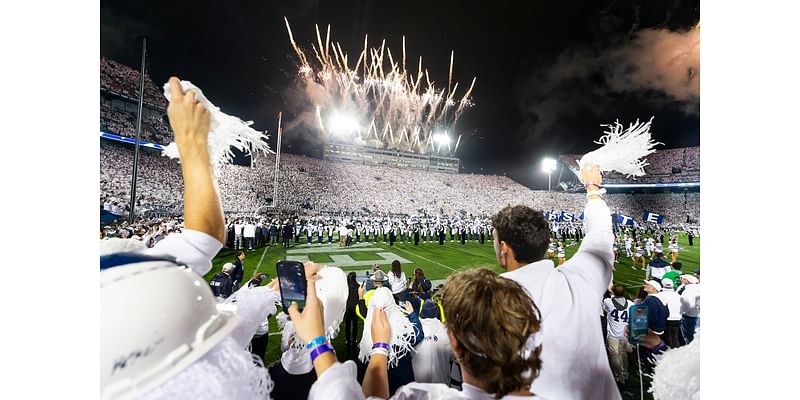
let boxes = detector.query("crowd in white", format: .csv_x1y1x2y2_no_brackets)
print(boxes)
100,143,700,224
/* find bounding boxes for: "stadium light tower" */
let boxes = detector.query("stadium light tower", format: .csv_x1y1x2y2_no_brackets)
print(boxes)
541,157,557,192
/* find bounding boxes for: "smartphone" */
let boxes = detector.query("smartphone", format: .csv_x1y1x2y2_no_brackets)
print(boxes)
628,304,649,345
276,261,306,311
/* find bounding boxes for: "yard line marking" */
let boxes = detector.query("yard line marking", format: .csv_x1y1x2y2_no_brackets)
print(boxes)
254,245,270,273
388,245,459,272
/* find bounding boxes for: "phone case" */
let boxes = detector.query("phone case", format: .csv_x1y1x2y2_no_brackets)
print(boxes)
628,304,649,345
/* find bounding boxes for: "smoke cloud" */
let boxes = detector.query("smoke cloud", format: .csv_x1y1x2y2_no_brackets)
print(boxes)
517,25,699,143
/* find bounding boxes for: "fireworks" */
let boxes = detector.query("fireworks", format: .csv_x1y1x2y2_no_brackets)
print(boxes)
285,18,475,155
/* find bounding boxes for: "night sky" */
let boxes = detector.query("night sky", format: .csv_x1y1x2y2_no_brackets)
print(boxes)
101,0,700,189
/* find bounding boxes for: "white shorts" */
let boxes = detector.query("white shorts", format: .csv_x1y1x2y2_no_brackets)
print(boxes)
634,253,643,258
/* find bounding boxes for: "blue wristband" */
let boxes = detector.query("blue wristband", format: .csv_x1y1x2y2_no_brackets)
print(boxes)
372,342,390,351
305,335,327,350
309,343,334,362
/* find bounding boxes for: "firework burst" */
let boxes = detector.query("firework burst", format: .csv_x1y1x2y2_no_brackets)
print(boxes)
285,18,475,155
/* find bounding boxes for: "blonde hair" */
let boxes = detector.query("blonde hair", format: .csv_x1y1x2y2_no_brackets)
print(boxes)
439,268,543,398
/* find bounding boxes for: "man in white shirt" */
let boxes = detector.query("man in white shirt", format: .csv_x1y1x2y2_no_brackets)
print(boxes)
655,278,683,347
243,219,256,250
234,219,244,249
603,284,632,385
494,166,620,399
339,224,348,247
679,274,701,343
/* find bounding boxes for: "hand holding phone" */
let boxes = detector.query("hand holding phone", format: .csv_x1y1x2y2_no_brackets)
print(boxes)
277,261,307,311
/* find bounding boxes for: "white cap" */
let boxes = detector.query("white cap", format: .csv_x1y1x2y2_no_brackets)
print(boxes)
645,279,662,292
661,279,674,289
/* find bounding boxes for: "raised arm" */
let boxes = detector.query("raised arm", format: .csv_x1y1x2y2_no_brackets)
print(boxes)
166,77,225,244
560,165,614,292
362,308,391,399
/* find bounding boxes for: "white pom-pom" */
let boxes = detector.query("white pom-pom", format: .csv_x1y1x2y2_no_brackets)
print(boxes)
650,338,700,400
315,266,349,340
358,287,417,368
578,116,662,178
223,285,281,348
162,80,274,175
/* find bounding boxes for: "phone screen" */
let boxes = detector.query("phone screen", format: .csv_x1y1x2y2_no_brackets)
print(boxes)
276,261,307,311
628,304,649,344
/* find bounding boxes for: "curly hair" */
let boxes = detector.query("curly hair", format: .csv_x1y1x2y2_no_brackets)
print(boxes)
440,268,543,398
491,205,550,264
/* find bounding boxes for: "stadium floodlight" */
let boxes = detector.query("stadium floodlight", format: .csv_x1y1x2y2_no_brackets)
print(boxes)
541,158,557,192
328,111,360,137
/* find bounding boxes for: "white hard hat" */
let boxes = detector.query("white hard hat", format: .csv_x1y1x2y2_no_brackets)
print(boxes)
100,253,239,400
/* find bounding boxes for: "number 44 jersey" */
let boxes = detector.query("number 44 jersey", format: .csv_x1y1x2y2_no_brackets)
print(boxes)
603,297,633,340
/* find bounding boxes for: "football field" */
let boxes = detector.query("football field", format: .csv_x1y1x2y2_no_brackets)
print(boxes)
204,233,700,399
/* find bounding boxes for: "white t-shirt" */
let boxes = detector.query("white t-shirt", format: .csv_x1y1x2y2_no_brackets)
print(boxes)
412,318,451,385
234,223,244,235
602,297,632,340
243,223,256,237
388,271,407,294
680,283,701,317
655,289,682,321
502,199,620,400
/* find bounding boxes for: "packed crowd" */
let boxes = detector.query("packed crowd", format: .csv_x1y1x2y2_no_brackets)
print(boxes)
100,57,167,109
560,147,700,184
100,142,184,215
101,80,698,400
100,104,172,144
100,143,700,224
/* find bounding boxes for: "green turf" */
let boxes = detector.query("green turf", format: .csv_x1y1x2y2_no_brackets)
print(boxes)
203,232,700,400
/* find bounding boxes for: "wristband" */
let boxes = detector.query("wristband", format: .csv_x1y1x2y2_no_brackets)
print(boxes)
372,342,390,351
583,182,601,188
309,343,334,362
305,335,327,350
371,347,389,357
